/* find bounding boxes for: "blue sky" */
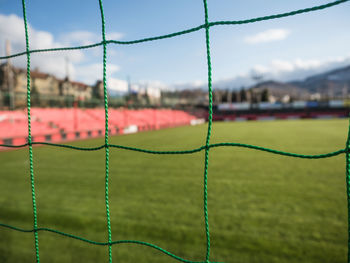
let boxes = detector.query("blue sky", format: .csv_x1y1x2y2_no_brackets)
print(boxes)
0,0,349,91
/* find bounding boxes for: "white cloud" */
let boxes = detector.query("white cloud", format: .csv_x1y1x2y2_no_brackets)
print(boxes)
0,14,122,85
0,14,69,52
138,80,168,90
60,31,96,46
75,63,120,85
251,65,269,74
253,56,350,77
0,14,83,79
108,78,128,92
293,58,323,70
0,14,25,51
191,80,205,88
215,54,350,89
270,59,295,72
244,29,290,44
60,30,123,46
107,32,124,40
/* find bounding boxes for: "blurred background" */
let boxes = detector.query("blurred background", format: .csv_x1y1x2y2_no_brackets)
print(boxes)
0,0,349,262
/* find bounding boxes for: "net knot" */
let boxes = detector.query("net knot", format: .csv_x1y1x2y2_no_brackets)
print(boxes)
346,147,350,154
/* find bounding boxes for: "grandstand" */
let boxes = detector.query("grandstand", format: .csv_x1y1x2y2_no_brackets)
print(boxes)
0,108,198,146
213,100,350,121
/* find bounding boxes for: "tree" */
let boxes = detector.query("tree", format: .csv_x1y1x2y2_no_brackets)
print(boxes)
240,88,247,102
231,91,237,102
261,88,269,102
31,84,40,106
221,90,228,103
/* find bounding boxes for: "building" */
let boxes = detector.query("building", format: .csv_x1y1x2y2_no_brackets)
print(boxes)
0,62,102,108
59,78,92,101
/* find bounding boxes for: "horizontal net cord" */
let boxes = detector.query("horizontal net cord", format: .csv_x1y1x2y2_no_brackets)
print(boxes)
0,223,222,263
0,0,348,60
0,141,346,158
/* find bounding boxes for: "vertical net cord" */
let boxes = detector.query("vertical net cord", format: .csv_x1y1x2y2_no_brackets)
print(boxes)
21,0,40,262
202,0,213,262
346,117,350,263
98,0,113,262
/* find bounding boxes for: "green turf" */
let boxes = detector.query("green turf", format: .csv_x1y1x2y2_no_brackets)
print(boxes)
0,119,348,263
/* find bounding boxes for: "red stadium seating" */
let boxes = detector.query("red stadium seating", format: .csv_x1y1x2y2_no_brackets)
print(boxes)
0,108,197,146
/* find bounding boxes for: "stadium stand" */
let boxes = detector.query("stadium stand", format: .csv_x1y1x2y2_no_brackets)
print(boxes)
0,108,197,146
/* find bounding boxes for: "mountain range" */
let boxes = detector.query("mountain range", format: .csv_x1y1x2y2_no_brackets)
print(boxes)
109,64,350,99
289,65,350,97
210,64,350,98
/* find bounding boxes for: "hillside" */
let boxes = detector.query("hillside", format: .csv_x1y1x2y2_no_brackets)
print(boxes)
290,65,350,96
247,64,350,99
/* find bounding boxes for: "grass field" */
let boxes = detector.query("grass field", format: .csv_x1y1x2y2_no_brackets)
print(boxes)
0,119,348,263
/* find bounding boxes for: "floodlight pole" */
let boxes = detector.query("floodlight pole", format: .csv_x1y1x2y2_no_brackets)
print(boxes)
6,40,15,110
73,100,78,132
